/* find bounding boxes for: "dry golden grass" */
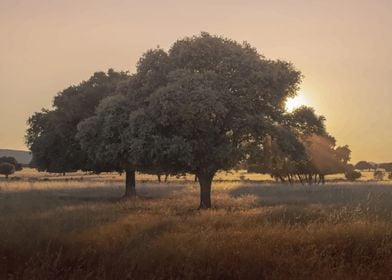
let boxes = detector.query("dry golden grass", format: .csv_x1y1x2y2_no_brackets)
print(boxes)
1,169,392,279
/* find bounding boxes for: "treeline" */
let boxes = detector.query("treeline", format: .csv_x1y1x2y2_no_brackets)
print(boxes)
26,33,352,208
355,161,392,172
354,161,392,180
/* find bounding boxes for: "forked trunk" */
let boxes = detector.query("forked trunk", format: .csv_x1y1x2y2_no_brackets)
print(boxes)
197,170,215,209
124,168,136,198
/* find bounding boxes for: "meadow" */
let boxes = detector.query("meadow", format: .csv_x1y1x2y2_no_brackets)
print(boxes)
1,169,392,279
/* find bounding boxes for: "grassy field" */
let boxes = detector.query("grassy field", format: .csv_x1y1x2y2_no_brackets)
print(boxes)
1,169,392,279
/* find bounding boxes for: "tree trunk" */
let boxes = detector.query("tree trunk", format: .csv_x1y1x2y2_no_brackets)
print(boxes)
157,174,161,183
278,175,286,183
287,174,293,184
5,174,8,179
297,174,304,185
320,174,325,184
164,173,169,183
124,168,136,198
197,171,215,209
308,174,313,185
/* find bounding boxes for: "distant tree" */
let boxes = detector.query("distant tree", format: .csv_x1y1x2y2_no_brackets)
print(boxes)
0,156,22,171
284,107,330,183
345,170,361,181
355,161,374,171
345,163,355,171
247,129,307,184
0,162,15,179
335,145,351,164
249,106,351,184
26,69,130,174
374,170,385,181
304,134,349,180
378,163,392,172
287,106,326,135
388,172,392,180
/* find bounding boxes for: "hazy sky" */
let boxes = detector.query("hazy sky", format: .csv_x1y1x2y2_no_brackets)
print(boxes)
1,0,391,163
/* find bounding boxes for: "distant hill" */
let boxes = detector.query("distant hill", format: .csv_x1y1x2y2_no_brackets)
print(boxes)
0,149,32,165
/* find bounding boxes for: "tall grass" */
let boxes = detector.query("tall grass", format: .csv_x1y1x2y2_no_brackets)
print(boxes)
1,172,392,279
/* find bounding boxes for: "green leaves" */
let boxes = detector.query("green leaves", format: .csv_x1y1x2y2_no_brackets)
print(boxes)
0,162,15,178
127,33,302,175
26,70,130,173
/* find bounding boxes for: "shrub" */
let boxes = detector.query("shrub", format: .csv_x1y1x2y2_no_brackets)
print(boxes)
374,170,385,181
0,156,22,171
345,170,361,181
388,172,392,180
0,162,15,179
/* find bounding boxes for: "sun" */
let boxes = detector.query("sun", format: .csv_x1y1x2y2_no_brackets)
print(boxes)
285,91,308,112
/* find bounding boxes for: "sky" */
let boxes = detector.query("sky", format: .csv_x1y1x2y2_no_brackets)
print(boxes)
0,0,391,163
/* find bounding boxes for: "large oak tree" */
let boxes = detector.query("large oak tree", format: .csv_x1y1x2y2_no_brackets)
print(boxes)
127,33,302,208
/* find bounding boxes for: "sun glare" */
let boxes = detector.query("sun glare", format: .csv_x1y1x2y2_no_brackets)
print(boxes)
285,91,308,112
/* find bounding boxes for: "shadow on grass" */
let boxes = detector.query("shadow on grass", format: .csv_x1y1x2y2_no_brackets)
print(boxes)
0,183,188,215
229,183,392,207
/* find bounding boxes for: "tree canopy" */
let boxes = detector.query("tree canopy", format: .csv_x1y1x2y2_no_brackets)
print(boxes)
354,161,375,171
0,156,22,171
0,162,15,179
248,106,351,184
26,69,129,174
378,162,392,172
